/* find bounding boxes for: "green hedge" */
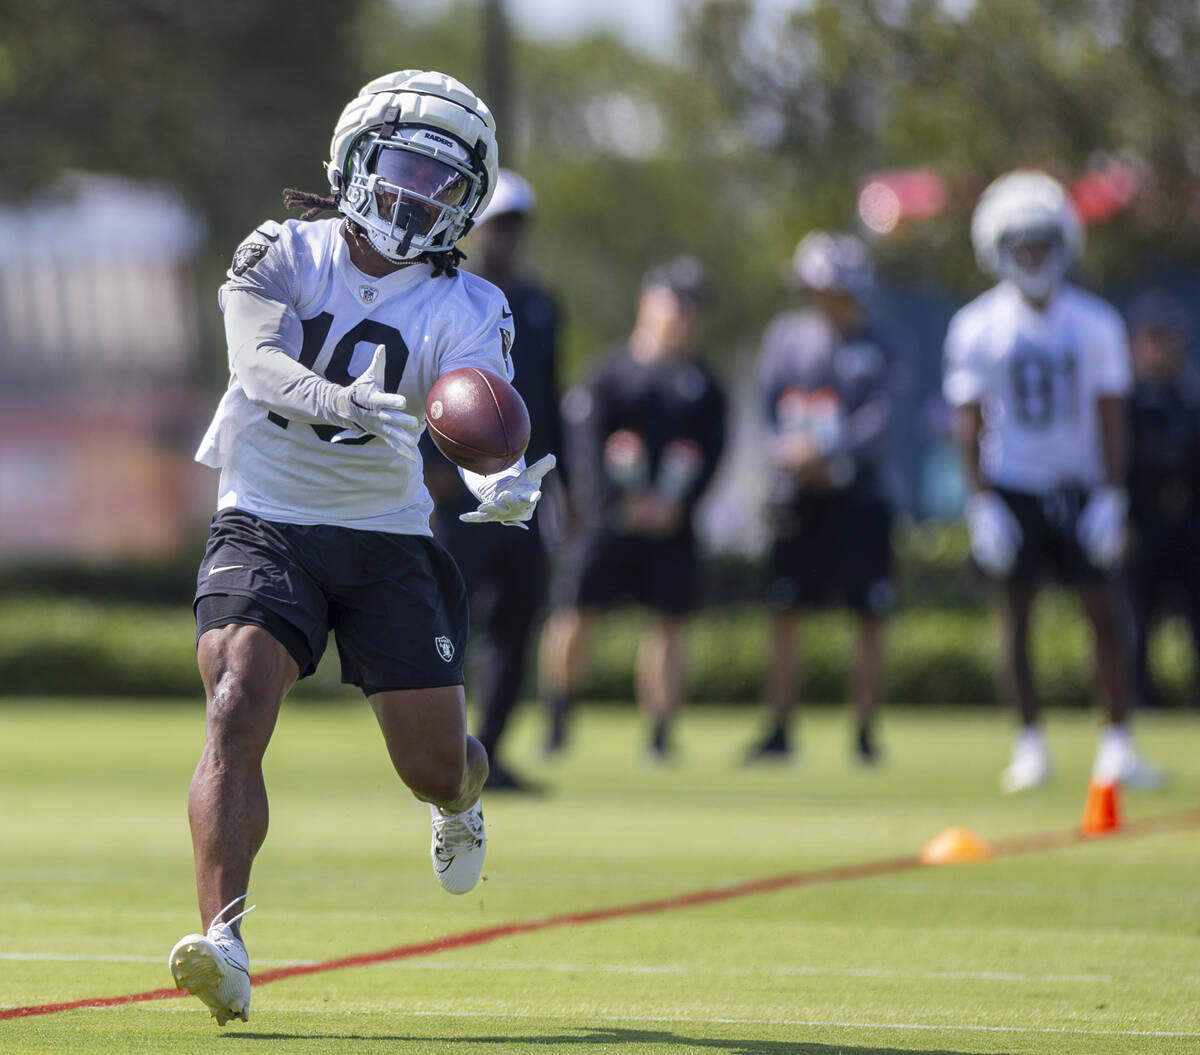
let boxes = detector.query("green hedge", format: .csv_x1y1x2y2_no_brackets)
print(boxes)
1,594,1194,706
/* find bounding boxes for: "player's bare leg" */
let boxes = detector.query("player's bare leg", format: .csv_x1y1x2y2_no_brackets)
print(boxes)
1076,583,1129,725
539,606,595,754
998,582,1040,726
851,613,885,763
172,623,296,1024
997,582,1051,791
370,686,490,893
370,686,487,811
191,625,297,934
1077,583,1166,787
636,614,686,760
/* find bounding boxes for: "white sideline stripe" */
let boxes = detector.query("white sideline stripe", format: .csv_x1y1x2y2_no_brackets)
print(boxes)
138,1006,1200,1038
0,952,1111,983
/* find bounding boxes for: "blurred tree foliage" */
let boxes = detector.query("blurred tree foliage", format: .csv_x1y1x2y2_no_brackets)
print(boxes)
0,0,362,262
684,0,1200,295
2,0,1200,384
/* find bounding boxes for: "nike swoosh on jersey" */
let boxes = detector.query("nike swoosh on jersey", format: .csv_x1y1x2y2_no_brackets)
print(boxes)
255,229,280,242
208,565,245,575
501,308,513,319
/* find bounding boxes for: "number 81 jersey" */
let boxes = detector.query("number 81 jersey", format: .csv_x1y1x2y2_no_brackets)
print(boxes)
942,281,1131,494
195,217,514,534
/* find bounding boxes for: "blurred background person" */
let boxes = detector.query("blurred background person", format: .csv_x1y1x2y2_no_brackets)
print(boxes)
745,231,899,766
422,169,566,793
1124,291,1200,711
943,169,1166,793
539,257,726,761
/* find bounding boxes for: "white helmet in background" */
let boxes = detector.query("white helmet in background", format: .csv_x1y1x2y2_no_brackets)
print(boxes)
326,70,498,261
791,231,873,299
971,170,1082,301
476,168,537,224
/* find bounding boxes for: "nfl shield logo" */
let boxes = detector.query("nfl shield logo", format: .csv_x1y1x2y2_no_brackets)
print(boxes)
435,635,454,662
359,285,379,304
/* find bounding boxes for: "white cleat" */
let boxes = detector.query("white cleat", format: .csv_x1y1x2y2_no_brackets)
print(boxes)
1093,729,1169,790
1001,730,1052,794
430,799,486,894
169,895,254,1026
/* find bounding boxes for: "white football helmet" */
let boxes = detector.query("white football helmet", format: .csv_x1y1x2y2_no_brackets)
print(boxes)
327,70,498,261
791,231,873,298
971,170,1082,301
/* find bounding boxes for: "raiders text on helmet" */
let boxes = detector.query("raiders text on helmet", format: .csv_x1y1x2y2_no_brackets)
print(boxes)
327,70,499,262
971,170,1083,302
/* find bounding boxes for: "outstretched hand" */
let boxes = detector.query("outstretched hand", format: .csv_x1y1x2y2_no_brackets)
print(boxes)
460,454,557,529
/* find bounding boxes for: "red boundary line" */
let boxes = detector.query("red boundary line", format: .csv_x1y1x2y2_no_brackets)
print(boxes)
3,808,1197,1021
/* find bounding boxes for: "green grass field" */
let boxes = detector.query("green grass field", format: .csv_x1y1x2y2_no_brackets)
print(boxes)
1,698,1198,1053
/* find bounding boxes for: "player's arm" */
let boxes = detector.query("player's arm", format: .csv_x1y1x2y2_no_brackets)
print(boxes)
943,315,1021,575
224,292,419,460
1077,311,1134,567
950,401,986,492
221,227,418,457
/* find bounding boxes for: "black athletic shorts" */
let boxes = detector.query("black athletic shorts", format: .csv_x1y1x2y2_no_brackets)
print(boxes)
558,528,698,615
766,494,895,615
993,485,1110,586
194,509,468,693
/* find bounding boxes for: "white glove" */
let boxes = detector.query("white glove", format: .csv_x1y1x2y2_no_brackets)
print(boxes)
460,454,557,529
329,346,420,461
966,490,1022,578
1077,485,1128,569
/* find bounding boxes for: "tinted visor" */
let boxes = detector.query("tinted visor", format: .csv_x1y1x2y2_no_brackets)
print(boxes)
373,148,471,236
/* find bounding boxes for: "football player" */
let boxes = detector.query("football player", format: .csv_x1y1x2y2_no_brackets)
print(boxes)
168,70,555,1026
539,257,727,761
943,169,1165,793
746,231,899,766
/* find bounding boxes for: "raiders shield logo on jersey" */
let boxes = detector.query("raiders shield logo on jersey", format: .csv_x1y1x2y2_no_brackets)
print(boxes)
435,635,455,662
232,242,269,277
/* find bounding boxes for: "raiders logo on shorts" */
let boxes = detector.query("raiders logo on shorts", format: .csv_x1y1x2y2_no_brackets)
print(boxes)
435,635,455,662
232,242,270,277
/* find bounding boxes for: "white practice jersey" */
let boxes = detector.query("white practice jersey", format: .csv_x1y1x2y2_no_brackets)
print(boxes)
943,281,1130,494
196,218,514,534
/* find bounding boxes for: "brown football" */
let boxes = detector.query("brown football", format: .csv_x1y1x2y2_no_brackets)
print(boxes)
425,367,530,474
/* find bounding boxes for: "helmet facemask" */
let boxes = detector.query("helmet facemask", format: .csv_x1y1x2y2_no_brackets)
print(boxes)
995,224,1068,302
341,127,485,262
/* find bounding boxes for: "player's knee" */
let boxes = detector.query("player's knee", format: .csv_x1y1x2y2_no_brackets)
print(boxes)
405,739,478,806
408,764,468,808
204,680,275,763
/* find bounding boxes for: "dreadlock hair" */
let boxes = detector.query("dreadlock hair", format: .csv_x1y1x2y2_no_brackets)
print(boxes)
281,188,466,278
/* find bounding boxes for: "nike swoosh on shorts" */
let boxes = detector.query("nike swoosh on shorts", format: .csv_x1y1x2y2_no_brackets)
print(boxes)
208,565,245,575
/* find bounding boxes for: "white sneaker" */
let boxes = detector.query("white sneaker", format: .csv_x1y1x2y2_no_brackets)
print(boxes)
1093,728,1169,790
1001,729,1052,793
430,799,486,894
169,895,254,1026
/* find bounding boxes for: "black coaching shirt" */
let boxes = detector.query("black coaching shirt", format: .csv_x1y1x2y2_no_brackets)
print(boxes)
563,345,727,541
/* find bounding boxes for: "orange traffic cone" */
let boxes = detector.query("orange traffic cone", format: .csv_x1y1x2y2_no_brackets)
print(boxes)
920,826,994,865
1081,780,1121,835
